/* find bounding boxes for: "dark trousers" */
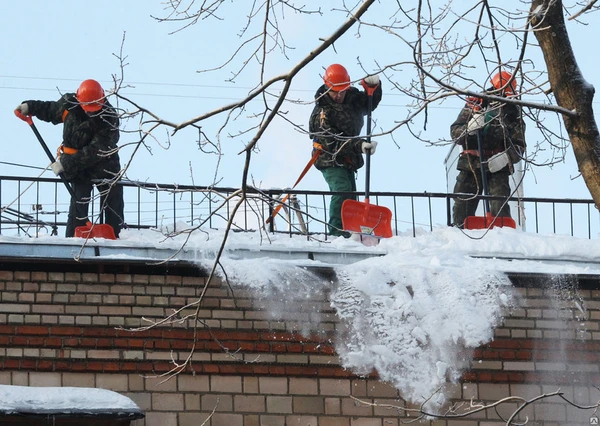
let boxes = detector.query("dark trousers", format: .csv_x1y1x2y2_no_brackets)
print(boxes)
321,167,356,236
452,168,511,228
65,180,125,238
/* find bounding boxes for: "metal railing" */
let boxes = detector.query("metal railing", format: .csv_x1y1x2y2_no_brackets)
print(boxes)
0,175,598,240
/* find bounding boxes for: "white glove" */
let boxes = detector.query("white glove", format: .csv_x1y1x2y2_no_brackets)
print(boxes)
466,112,486,135
487,151,510,173
361,141,378,155
363,75,380,86
50,161,64,176
15,103,29,115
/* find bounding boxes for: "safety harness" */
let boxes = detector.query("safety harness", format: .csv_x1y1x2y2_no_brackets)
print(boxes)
56,109,79,159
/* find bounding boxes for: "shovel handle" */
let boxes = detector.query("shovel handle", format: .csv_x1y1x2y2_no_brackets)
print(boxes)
475,128,490,215
361,80,376,201
15,109,56,162
14,109,33,125
15,109,77,199
361,79,379,97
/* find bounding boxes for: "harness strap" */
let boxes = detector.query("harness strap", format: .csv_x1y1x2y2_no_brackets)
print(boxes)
56,110,79,159
56,144,78,159
461,148,503,158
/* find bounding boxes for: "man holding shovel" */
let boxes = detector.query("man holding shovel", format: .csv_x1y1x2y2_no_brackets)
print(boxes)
15,79,124,238
450,70,526,229
309,64,382,237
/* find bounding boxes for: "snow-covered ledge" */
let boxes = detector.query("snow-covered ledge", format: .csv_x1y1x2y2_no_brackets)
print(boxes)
0,385,144,425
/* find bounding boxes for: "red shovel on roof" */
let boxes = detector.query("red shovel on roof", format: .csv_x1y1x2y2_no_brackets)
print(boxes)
14,110,117,239
341,81,393,239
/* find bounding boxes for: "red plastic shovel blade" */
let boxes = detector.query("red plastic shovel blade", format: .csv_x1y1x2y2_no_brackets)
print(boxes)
74,221,117,240
342,199,393,238
463,213,516,230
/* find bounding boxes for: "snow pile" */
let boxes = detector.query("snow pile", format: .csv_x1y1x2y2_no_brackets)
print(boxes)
332,260,512,406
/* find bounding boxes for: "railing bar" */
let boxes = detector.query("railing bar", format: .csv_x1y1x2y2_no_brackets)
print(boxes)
393,196,398,237
322,194,328,240
411,196,416,238
155,190,159,229
305,193,310,241
553,202,556,234
588,203,592,239
36,181,40,238
570,203,574,237
190,191,194,227
535,202,539,234
428,196,433,232
17,181,21,236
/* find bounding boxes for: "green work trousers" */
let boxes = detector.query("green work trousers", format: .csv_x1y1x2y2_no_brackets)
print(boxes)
322,167,357,237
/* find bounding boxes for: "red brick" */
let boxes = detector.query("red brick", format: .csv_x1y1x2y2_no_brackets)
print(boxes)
37,360,54,370
103,362,121,372
96,338,114,348
51,326,81,336
272,343,287,352
3,359,20,369
0,325,15,334
11,336,28,346
202,364,220,374
219,365,238,374
238,342,256,351
86,362,105,372
499,351,516,360
255,343,270,352
27,337,45,346
21,359,37,369
287,344,304,353
15,325,49,335
488,339,521,349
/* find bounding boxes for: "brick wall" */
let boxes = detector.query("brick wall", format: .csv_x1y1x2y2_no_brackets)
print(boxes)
0,265,599,425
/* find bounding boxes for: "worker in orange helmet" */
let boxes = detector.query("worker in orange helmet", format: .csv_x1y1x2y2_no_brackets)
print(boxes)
309,63,383,237
15,79,125,238
450,70,526,228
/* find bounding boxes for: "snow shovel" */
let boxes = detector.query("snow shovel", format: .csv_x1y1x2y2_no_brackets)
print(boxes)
463,128,516,230
341,82,393,239
14,110,117,239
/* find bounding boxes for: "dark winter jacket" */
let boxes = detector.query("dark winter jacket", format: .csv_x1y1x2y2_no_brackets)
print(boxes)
24,94,121,181
450,98,525,174
309,83,382,171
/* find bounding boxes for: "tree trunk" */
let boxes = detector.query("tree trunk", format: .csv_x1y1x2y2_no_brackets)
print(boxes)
530,0,600,208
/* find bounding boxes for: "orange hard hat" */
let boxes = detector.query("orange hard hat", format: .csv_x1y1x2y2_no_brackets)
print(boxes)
324,64,351,92
491,71,517,95
76,79,106,112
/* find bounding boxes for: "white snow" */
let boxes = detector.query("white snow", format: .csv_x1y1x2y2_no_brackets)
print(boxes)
2,224,600,410
0,384,141,414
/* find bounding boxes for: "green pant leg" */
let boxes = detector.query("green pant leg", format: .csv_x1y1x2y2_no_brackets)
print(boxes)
487,170,512,218
452,169,481,227
322,167,356,236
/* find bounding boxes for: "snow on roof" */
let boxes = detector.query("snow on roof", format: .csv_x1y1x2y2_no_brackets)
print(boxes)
0,385,143,417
